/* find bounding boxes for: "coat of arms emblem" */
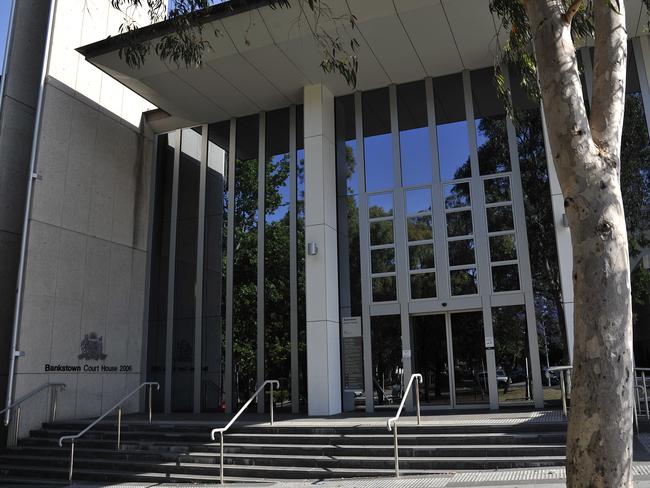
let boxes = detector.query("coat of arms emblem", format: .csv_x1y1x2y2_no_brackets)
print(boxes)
78,332,107,361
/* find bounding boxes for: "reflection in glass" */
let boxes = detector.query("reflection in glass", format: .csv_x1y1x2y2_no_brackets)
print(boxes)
448,239,476,266
264,108,291,409
368,193,393,218
202,121,229,411
398,81,432,186
233,115,259,407
451,312,488,404
492,306,533,404
409,244,435,270
484,177,511,203
450,268,479,295
335,95,359,196
412,315,450,405
434,73,471,182
405,188,432,215
486,205,514,232
492,264,520,292
446,210,473,238
371,248,396,274
370,220,394,246
410,273,437,299
444,183,471,208
372,276,397,302
407,215,433,241
363,88,394,192
297,107,308,411
489,234,517,262
172,127,202,412
371,315,402,406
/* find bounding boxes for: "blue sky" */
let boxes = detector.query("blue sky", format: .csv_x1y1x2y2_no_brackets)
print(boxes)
0,0,12,73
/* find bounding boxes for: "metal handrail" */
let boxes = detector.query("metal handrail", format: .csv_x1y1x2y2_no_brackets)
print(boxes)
58,381,159,480
1,383,65,446
210,379,279,485
386,373,423,477
547,365,572,416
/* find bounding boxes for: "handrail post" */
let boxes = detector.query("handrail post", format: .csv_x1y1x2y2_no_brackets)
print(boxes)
393,422,399,477
68,441,75,481
117,408,122,450
643,372,649,420
220,431,224,485
148,384,153,424
51,387,58,423
415,378,421,426
270,381,274,426
11,406,21,447
560,371,567,417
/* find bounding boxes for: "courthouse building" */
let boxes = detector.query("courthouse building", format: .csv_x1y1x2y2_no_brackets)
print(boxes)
0,0,649,436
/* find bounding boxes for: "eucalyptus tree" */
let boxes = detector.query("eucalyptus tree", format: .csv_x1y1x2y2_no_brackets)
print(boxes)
110,0,645,486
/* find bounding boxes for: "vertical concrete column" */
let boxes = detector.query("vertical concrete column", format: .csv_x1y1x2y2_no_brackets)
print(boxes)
303,84,342,416
540,108,574,362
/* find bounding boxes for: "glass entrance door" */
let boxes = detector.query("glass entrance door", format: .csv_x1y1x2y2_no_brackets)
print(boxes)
412,311,489,408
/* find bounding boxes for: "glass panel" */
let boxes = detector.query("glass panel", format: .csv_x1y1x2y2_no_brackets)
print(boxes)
471,68,512,176
368,193,393,218
412,315,450,405
492,306,533,404
371,315,403,406
405,188,432,215
451,312,489,405
516,106,570,403
297,107,308,411
370,220,394,246
489,234,517,262
484,177,511,204
371,248,396,274
446,210,473,238
233,114,259,408
335,95,359,196
264,108,291,410
486,205,514,232
363,88,394,192
202,122,229,411
147,133,176,411
448,239,476,266
434,73,471,181
172,127,202,412
450,268,479,295
372,276,397,302
398,80,432,186
410,273,437,299
444,183,471,209
409,244,435,270
407,215,433,241
492,264,520,292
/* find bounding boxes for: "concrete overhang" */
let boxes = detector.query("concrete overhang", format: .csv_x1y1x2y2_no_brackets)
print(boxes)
79,0,649,126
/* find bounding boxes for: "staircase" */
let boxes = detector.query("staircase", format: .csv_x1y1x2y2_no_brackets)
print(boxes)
0,417,567,484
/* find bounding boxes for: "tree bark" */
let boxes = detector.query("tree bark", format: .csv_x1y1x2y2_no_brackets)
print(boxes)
523,1,633,487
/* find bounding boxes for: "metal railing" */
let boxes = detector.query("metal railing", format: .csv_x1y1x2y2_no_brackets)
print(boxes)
58,381,159,480
210,380,279,485
386,373,423,477
0,383,65,446
547,365,572,416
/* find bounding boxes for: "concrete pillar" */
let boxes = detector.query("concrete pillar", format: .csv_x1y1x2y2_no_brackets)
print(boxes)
303,84,341,415
541,108,574,363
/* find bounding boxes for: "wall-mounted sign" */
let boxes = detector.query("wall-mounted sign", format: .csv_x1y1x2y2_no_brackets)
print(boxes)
341,317,363,389
78,333,107,361
402,349,412,359
485,336,495,349
341,317,362,338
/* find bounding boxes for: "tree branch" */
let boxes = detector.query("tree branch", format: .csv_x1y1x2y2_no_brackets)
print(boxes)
563,0,582,24
590,0,627,166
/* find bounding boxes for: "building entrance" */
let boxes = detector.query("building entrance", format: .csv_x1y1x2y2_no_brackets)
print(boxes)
412,311,489,408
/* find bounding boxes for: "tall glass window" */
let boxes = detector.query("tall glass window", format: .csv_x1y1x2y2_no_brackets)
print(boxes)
363,88,394,192
146,133,176,411
264,108,291,408
172,127,202,412
202,121,229,412
398,81,432,186
370,315,402,407
296,106,308,411
233,115,259,407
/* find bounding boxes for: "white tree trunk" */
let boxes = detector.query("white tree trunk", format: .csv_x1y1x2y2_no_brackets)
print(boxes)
523,1,634,487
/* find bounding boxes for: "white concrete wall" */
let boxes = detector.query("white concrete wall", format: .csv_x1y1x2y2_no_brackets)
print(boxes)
9,0,157,435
